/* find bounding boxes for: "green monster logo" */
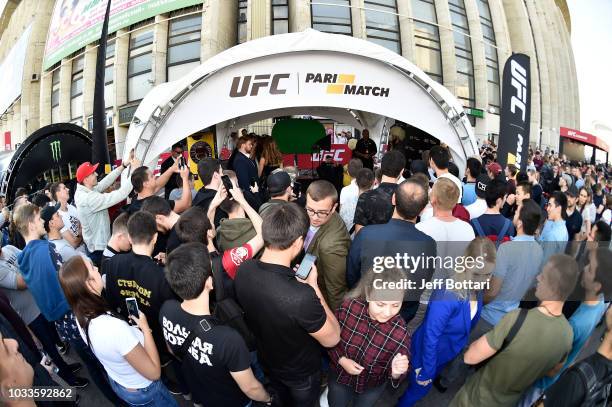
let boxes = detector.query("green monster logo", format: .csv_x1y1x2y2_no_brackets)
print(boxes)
50,140,61,162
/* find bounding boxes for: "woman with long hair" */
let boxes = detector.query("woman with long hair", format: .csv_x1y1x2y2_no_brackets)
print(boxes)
558,176,569,193
257,136,283,179
59,256,177,407
397,238,496,406
327,268,410,406
577,186,596,240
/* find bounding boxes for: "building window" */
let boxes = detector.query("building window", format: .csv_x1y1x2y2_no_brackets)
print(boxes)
238,0,248,44
70,55,84,120
477,0,500,110
272,0,289,35
167,13,202,82
411,0,443,83
449,0,475,108
105,38,115,108
364,0,401,54
51,68,60,123
311,0,352,35
128,27,154,103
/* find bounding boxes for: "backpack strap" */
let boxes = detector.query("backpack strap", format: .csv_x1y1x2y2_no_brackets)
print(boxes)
176,317,216,361
210,252,225,303
498,308,528,354
496,218,511,246
472,218,486,237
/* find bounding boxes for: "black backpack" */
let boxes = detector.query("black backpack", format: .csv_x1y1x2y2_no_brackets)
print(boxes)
209,253,257,351
574,359,611,407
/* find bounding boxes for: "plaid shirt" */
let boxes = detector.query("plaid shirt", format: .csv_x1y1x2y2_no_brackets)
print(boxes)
329,298,410,393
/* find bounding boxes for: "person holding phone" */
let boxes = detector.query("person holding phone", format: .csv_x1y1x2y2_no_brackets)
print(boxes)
327,268,410,407
59,256,178,407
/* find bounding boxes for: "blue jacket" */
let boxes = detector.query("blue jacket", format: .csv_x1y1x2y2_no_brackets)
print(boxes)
346,219,436,289
410,289,482,381
17,240,69,321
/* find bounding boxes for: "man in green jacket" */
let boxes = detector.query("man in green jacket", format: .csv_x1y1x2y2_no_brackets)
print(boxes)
304,180,351,311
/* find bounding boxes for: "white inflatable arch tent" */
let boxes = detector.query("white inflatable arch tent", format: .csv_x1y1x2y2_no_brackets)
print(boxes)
124,29,478,175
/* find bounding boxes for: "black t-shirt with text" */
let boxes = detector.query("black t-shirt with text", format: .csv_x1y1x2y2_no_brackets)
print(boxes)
103,251,177,358
160,300,251,407
234,259,326,380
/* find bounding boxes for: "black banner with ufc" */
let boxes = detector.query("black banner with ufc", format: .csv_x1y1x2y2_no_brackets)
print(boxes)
497,53,531,171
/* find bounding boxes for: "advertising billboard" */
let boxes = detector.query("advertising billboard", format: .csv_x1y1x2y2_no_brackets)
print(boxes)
0,24,32,116
43,0,202,70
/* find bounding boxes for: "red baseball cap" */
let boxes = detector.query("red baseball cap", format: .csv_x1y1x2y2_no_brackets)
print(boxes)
486,162,502,176
76,162,99,183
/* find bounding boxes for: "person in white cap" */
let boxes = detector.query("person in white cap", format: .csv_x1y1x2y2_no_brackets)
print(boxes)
74,152,140,266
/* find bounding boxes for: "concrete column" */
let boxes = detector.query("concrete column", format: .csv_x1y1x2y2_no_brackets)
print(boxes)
489,0,511,62
82,44,97,119
201,0,237,61
464,0,487,133
113,28,129,158
521,0,549,147
58,59,71,123
289,0,311,32
397,0,415,60
153,14,169,85
17,0,54,138
12,103,21,144
434,0,457,92
250,0,271,39
534,0,558,149
350,0,366,40
39,71,52,127
501,0,541,146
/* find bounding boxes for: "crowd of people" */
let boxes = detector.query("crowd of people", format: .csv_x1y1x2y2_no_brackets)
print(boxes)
0,130,610,407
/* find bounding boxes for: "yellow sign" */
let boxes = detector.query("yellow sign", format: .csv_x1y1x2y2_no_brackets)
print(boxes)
187,132,216,190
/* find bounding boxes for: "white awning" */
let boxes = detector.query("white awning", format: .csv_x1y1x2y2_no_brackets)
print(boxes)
125,29,478,174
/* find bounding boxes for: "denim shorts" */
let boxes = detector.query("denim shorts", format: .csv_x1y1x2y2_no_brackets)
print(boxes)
108,377,178,407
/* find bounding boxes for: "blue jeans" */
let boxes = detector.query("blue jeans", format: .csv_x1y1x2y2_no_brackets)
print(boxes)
109,377,178,407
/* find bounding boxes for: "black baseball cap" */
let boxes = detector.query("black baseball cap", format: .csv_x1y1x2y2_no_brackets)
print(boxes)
267,171,291,195
475,174,490,199
40,203,60,228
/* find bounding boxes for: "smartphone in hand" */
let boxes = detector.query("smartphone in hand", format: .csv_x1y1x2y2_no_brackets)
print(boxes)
295,254,317,280
221,175,234,198
126,297,139,325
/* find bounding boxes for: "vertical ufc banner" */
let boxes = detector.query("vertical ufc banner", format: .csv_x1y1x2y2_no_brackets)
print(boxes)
497,53,531,171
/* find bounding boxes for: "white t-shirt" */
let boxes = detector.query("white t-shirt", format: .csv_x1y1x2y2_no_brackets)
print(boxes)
602,209,611,225
339,180,359,232
77,314,151,389
466,199,487,220
579,203,596,233
416,217,475,242
59,204,81,238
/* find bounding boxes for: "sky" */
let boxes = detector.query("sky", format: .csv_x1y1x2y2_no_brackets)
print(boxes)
567,0,612,144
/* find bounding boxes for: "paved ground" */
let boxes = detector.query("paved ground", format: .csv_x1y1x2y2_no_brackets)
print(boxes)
58,317,605,406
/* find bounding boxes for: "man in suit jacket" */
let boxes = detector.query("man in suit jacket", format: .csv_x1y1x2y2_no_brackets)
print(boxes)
160,142,183,200
232,134,261,210
303,180,350,311
347,178,436,321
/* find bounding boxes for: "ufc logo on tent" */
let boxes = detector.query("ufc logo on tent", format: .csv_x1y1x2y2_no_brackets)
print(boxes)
229,74,291,97
510,60,528,122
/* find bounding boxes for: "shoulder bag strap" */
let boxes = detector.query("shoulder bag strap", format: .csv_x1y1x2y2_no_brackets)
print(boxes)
210,252,225,303
472,218,485,237
498,308,528,354
496,218,511,245
175,317,213,361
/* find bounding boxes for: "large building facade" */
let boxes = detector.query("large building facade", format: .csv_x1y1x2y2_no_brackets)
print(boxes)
0,0,579,159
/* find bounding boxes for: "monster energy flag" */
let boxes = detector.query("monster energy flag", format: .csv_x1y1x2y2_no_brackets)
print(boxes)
92,0,112,170
497,53,531,171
